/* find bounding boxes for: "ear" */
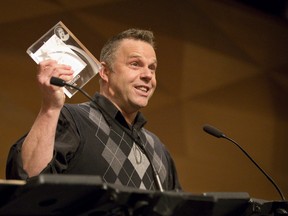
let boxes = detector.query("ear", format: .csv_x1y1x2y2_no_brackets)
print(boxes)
98,62,110,83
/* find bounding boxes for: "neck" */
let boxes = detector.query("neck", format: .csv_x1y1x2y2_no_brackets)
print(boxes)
120,110,137,126
99,90,138,125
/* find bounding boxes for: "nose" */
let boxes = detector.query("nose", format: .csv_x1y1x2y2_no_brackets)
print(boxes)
140,67,154,81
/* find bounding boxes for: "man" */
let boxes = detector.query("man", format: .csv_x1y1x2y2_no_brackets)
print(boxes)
6,29,181,191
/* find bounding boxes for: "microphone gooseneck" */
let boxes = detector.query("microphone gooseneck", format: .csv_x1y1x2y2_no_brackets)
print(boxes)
203,124,286,201
50,77,164,192
50,77,95,102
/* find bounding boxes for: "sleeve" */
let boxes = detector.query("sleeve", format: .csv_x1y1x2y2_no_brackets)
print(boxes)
165,148,182,191
5,135,29,180
5,106,81,180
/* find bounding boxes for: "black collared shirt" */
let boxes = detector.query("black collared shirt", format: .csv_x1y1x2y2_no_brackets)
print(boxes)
6,93,181,191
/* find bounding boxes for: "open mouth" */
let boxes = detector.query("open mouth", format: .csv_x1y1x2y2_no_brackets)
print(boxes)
135,85,149,93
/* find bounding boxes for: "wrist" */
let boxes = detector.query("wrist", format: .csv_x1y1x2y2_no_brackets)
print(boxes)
39,103,62,117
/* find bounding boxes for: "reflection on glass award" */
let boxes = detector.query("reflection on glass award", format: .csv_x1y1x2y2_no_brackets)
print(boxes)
27,21,101,98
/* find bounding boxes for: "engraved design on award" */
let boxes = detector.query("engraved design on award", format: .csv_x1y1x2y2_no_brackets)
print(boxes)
27,21,101,98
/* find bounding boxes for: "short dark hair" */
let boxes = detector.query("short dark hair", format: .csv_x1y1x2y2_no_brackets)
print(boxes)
100,29,155,70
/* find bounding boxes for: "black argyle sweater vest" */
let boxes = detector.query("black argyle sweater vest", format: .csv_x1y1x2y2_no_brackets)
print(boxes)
61,101,174,191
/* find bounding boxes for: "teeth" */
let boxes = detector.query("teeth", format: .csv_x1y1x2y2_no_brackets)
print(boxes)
136,86,148,92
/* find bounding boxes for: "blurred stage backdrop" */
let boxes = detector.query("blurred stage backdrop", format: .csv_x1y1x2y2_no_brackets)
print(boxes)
0,0,287,201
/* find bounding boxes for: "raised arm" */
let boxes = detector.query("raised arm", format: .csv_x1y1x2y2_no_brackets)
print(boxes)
21,60,74,177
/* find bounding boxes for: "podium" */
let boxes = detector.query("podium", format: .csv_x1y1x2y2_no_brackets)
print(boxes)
0,174,287,215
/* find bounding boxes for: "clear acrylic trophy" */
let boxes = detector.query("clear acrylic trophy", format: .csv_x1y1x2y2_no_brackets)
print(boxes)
27,21,101,98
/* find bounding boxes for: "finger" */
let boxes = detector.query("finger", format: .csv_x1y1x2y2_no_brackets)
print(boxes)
38,60,57,73
51,67,74,82
39,60,72,76
38,64,73,84
37,61,74,93
59,72,74,80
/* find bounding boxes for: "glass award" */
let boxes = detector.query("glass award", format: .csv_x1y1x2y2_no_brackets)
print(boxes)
27,21,101,98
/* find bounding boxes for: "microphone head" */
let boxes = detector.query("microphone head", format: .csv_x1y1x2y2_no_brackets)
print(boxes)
203,124,225,138
50,77,66,87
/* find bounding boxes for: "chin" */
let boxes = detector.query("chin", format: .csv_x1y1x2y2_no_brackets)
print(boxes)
135,101,149,109
130,95,150,109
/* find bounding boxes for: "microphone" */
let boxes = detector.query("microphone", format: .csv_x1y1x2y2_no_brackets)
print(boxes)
50,76,66,87
203,124,286,201
50,77,95,102
50,77,164,192
203,124,226,138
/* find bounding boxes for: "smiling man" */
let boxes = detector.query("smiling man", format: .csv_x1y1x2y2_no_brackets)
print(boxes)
99,38,157,124
6,29,182,192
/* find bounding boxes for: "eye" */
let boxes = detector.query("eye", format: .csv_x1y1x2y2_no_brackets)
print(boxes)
149,63,157,72
130,61,140,67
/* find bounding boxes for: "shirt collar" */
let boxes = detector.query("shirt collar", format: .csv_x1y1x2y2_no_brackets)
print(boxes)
92,93,147,131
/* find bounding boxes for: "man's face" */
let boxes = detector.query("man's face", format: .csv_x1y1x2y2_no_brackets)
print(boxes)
57,28,65,38
105,39,157,114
